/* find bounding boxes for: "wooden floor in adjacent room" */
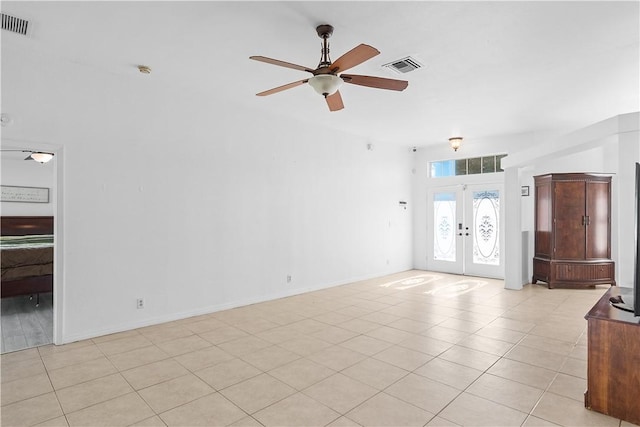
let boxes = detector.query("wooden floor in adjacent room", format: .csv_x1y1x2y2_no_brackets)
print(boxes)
0,271,628,426
1,292,53,354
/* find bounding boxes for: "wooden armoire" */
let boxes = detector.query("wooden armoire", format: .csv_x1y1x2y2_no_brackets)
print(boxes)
532,173,615,289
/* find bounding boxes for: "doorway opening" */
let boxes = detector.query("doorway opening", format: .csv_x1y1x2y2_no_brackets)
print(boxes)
1,143,61,353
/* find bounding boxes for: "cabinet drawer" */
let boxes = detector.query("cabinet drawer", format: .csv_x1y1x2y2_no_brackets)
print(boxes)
554,263,613,281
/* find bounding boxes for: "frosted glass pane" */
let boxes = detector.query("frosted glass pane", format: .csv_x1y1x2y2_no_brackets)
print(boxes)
472,190,500,265
434,193,456,262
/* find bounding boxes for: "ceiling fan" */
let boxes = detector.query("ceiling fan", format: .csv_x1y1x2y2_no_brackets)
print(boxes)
250,24,408,112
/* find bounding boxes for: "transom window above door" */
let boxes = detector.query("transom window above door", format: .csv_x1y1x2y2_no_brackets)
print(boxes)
430,154,507,178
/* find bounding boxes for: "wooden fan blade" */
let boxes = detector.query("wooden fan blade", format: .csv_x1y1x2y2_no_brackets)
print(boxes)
326,91,344,111
341,74,408,91
256,79,309,96
250,56,315,73
330,44,379,73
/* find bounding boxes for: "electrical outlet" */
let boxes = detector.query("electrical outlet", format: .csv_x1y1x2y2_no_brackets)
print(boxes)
136,298,145,309
286,275,292,283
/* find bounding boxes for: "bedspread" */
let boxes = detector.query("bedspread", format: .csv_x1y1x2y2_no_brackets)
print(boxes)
2,248,53,280
1,235,54,281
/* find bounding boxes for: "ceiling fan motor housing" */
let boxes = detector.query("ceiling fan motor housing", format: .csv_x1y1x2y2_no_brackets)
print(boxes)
316,24,334,39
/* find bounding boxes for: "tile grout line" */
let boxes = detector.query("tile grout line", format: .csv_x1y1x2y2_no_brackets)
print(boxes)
427,317,591,426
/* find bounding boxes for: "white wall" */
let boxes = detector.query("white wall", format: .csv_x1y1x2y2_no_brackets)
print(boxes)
2,47,413,343
1,156,55,216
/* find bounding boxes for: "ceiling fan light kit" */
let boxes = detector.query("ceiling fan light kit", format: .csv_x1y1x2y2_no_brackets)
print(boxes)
250,24,408,111
308,74,343,97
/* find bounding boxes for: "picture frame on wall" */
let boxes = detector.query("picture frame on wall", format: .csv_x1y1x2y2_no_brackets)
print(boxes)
1,185,50,203
521,185,530,197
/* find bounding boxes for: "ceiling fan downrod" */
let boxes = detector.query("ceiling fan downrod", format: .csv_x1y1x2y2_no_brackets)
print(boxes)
316,24,334,69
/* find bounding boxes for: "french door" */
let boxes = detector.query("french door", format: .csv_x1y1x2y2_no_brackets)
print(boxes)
428,184,504,278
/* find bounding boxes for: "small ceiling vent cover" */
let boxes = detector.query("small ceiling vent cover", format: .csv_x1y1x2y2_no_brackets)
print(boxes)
382,56,423,74
2,13,30,36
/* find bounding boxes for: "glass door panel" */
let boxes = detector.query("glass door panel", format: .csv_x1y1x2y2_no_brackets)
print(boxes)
472,190,500,266
434,192,457,262
464,185,504,278
428,187,463,274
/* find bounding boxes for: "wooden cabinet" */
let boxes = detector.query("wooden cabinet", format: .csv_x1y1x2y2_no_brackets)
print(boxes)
584,286,640,425
532,173,615,288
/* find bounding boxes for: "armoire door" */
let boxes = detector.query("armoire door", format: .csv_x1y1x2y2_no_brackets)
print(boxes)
586,181,611,259
535,181,552,258
554,181,586,260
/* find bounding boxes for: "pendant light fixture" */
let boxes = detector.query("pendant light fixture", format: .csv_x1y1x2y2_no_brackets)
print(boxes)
449,137,463,151
1,149,55,163
27,152,54,163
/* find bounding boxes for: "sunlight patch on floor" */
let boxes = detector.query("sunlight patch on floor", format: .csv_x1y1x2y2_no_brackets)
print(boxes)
379,274,442,290
424,279,488,298
379,273,488,298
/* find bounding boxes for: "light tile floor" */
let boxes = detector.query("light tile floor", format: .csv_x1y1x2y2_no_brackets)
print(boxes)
1,271,636,427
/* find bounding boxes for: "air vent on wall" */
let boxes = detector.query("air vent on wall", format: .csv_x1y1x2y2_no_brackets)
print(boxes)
1,13,30,36
382,56,423,74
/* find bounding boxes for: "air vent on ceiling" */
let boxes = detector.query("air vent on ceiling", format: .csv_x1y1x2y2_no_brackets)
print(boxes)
382,56,423,74
1,13,30,36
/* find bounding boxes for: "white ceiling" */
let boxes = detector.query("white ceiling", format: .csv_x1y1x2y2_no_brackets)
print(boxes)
2,1,639,147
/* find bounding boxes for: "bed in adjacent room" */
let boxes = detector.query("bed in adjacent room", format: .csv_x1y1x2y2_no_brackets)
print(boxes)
1,216,54,306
